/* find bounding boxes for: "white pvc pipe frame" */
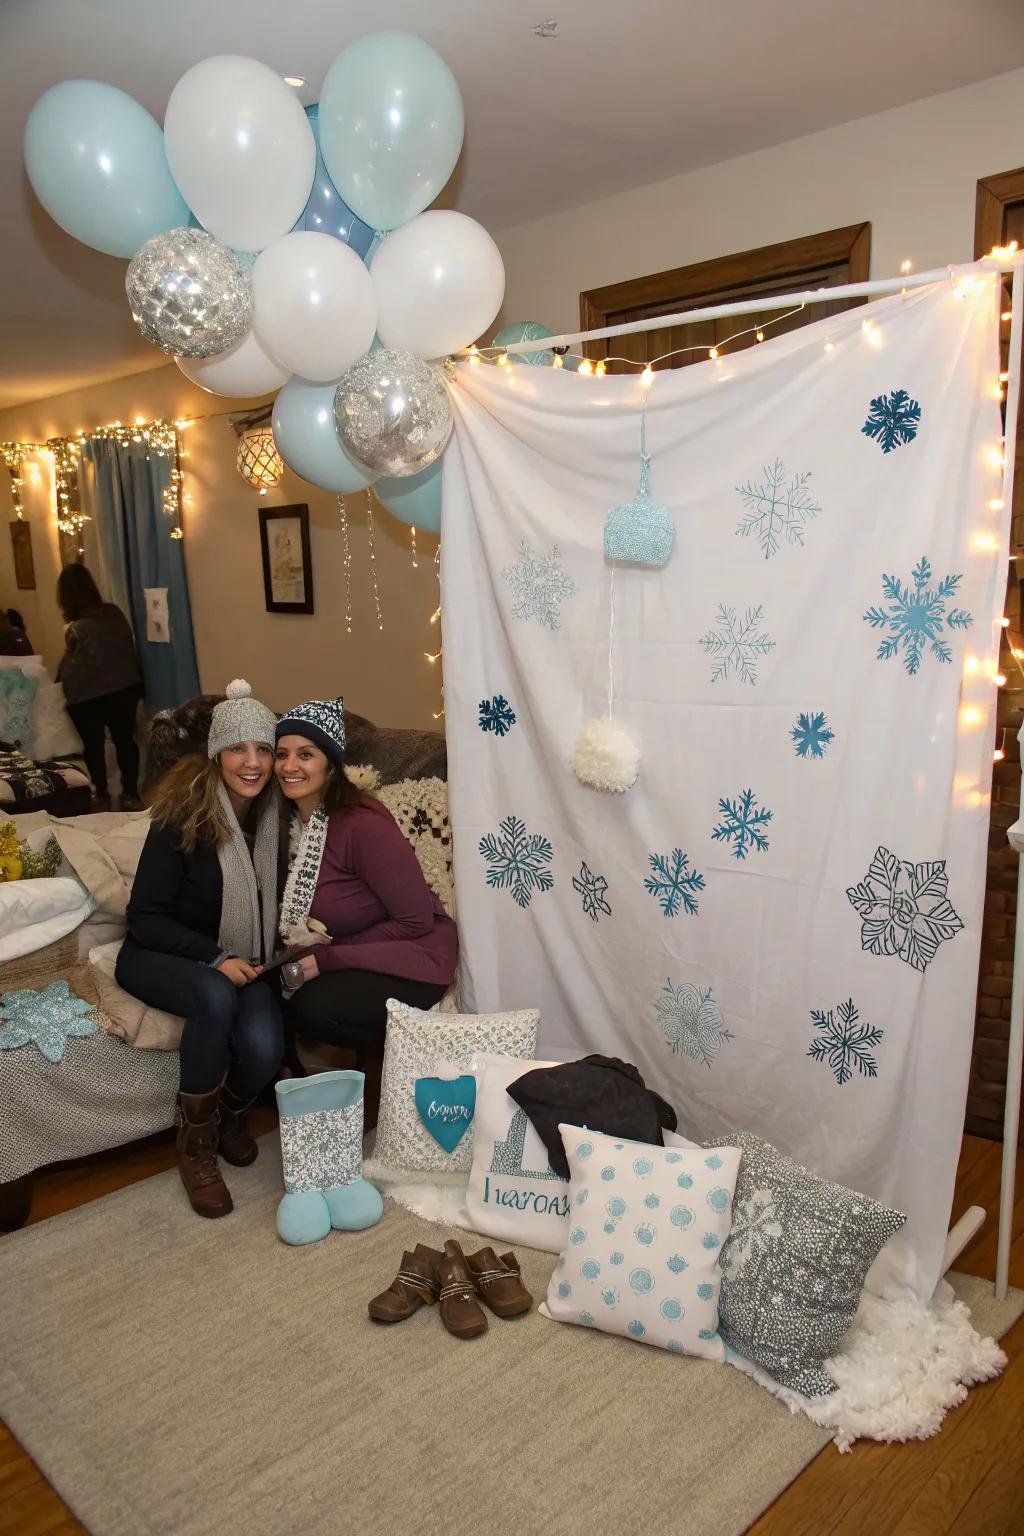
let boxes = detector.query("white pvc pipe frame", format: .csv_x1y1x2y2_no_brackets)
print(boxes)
488,254,1024,1297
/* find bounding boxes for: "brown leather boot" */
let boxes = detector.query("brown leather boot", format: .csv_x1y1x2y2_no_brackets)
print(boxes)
368,1244,443,1323
437,1240,488,1338
466,1247,533,1317
218,1086,258,1167
176,1089,233,1218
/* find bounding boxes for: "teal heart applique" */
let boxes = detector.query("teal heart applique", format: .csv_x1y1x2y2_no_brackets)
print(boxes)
414,1075,477,1154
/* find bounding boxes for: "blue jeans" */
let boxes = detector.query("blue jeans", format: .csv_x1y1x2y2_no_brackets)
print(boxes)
116,940,284,1098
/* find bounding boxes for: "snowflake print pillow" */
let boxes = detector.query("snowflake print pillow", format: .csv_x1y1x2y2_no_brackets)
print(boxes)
546,1124,740,1362
365,1000,540,1184
706,1132,906,1397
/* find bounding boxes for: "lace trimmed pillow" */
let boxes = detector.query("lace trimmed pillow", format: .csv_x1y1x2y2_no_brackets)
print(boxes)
365,999,540,1185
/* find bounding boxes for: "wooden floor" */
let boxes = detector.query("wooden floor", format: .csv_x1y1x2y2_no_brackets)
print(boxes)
1,1128,1022,1536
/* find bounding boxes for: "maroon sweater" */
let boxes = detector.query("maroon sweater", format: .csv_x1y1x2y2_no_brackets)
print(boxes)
308,802,458,986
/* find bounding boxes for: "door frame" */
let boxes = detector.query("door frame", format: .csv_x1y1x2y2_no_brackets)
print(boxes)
974,166,1024,258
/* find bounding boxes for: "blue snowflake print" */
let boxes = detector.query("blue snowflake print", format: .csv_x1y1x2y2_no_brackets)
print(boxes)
627,1320,647,1339
581,1259,601,1281
606,1197,627,1222
633,1157,654,1177
478,695,517,737
702,1233,721,1250
847,845,964,972
700,604,776,686
809,998,884,1086
601,1287,620,1309
479,814,553,910
671,1205,695,1230
713,788,773,860
644,848,705,917
575,1189,589,1206
603,1224,616,1234
569,1227,587,1245
863,556,972,676
791,710,835,761
667,1255,689,1274
660,1298,683,1321
601,1167,616,1182
697,1283,715,1302
666,1340,686,1355
707,1187,730,1214
576,1142,594,1160
557,1281,572,1299
579,1311,595,1326
736,458,821,559
610,1252,625,1266
677,1173,694,1189
501,540,578,630
664,1152,683,1164
705,1155,723,1170
573,861,612,923
655,979,733,1067
862,388,922,453
699,1329,717,1341
644,1193,661,1210
629,1268,654,1294
635,1223,657,1247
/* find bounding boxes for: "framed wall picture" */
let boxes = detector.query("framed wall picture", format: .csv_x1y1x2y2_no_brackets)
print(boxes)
259,503,313,614
9,521,35,590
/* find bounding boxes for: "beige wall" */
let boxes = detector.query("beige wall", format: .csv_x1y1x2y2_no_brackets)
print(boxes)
0,368,442,728
494,68,1024,331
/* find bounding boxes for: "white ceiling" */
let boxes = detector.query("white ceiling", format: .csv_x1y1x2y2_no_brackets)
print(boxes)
3,0,1024,410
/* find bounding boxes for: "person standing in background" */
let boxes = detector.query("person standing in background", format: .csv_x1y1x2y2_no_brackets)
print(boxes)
56,564,143,811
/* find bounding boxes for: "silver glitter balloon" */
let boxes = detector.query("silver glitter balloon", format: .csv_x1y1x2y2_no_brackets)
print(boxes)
125,228,253,359
334,349,453,478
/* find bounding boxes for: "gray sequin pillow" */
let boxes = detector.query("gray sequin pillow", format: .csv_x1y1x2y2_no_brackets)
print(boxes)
365,1001,540,1184
707,1132,906,1397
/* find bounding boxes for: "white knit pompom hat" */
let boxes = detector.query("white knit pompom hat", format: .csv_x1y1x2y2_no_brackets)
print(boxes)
207,679,278,759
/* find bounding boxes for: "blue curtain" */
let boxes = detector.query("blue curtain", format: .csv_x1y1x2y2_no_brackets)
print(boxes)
82,438,200,714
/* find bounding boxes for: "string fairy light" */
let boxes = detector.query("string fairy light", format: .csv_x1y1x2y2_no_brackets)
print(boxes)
430,543,444,719
365,488,384,633
0,442,43,519
410,523,418,569
337,494,353,634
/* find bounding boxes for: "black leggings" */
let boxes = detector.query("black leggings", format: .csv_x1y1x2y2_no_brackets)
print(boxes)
285,970,447,1052
67,684,141,797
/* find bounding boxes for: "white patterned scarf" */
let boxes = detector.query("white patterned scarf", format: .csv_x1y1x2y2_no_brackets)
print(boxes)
279,805,329,943
216,783,279,964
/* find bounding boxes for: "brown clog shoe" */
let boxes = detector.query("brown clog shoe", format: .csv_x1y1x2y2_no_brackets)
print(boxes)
466,1246,534,1318
368,1244,443,1323
437,1240,488,1338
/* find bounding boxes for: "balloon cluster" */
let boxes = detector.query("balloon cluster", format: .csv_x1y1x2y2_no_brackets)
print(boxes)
24,33,509,535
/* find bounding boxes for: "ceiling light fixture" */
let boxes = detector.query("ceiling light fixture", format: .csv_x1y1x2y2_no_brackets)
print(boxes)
283,76,308,89
533,20,558,39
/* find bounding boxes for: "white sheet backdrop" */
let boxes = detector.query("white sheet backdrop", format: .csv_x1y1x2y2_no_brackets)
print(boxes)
441,277,1007,1297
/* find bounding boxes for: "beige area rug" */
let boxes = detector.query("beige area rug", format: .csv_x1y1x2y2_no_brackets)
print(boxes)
1,1146,1019,1536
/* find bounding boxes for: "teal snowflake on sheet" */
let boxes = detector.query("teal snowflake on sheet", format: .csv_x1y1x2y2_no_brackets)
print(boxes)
501,540,578,630
654,979,733,1067
863,556,972,676
644,848,705,917
478,695,517,737
713,788,773,860
846,845,964,972
861,389,921,453
573,861,612,923
791,710,835,760
0,980,98,1064
808,997,883,1086
479,814,554,910
700,604,776,686
735,458,821,559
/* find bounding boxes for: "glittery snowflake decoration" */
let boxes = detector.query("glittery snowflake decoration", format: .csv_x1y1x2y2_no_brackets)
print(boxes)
863,555,972,676
644,848,705,917
573,861,611,922
0,979,98,1063
478,695,517,737
654,979,733,1067
719,1188,783,1277
501,541,578,630
735,458,821,559
699,605,776,686
846,845,963,972
712,789,773,860
479,814,554,910
791,710,835,760
861,388,922,453
808,997,883,1086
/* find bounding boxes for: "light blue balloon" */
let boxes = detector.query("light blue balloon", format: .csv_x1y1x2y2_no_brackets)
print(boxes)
374,459,442,534
492,322,554,367
272,378,378,495
291,106,374,259
319,32,465,231
25,80,189,258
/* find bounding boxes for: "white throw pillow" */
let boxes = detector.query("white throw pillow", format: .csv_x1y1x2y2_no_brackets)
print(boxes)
365,1000,540,1185
466,1054,570,1251
545,1124,741,1361
88,941,184,1051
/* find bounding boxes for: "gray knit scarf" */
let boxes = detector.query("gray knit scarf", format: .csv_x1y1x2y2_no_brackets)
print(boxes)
216,783,280,964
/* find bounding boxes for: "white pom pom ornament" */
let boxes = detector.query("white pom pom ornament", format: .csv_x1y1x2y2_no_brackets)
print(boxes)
225,678,252,700
572,715,640,793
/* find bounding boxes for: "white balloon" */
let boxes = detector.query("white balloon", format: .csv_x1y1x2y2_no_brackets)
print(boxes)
176,329,291,397
252,232,377,383
371,210,505,359
164,56,315,251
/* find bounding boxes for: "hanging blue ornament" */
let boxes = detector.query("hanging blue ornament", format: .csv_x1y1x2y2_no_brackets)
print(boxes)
603,396,674,567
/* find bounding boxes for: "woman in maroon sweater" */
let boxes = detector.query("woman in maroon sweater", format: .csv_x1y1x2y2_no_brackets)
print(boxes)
275,695,458,1050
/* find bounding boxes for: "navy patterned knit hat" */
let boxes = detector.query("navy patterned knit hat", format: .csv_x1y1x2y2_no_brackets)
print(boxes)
276,696,346,766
